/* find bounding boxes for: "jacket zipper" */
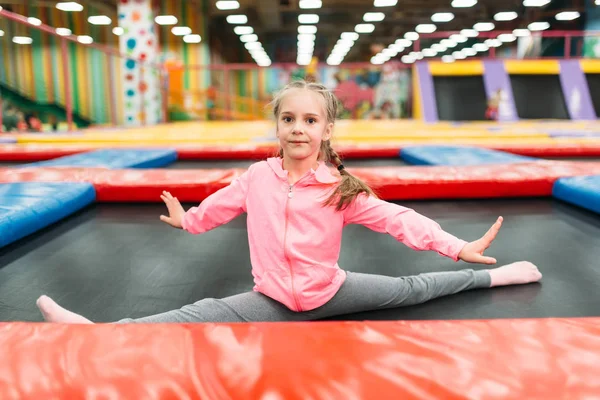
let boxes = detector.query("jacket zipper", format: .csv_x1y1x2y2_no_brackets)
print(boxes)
283,178,306,312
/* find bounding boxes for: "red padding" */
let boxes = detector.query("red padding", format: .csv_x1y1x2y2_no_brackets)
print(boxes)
490,143,600,157
0,145,90,161
0,318,599,399
2,160,600,202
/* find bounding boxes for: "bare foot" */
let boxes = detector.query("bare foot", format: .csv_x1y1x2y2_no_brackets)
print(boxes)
488,261,542,287
36,295,93,324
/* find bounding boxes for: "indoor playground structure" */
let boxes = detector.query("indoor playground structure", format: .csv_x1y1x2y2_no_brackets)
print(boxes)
2,0,600,398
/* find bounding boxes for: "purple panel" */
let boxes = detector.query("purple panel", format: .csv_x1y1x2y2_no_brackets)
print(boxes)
482,60,518,122
559,60,597,120
416,62,438,122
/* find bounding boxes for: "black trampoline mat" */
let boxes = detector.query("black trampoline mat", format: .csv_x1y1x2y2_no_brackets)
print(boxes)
1,197,599,323
585,73,600,118
510,74,570,119
433,75,488,121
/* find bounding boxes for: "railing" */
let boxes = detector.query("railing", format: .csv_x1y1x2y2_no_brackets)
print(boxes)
1,3,599,133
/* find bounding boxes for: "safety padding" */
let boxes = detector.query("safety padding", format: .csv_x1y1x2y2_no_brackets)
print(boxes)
0,137,17,144
490,143,600,157
0,182,96,248
23,149,178,169
3,161,600,202
0,318,599,398
553,175,600,215
400,145,535,166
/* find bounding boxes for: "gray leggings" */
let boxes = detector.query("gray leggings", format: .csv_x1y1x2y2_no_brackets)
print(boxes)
117,269,491,323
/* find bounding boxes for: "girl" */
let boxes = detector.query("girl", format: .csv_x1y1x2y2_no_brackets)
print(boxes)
37,80,542,324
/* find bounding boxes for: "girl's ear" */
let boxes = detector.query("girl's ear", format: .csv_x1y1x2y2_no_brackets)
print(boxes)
323,122,333,141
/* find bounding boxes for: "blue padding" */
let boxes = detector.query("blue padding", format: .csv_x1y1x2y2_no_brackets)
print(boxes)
0,137,17,143
400,145,535,166
0,182,96,248
552,175,600,215
23,149,177,169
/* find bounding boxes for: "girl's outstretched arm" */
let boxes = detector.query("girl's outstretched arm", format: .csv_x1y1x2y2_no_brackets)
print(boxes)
343,194,500,263
171,167,252,234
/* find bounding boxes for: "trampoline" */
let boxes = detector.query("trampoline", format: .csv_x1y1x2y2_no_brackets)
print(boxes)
1,127,600,398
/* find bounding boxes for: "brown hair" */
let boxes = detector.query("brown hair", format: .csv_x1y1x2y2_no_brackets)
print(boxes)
271,80,376,210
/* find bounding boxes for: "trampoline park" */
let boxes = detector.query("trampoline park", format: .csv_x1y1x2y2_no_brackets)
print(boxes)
2,1,600,399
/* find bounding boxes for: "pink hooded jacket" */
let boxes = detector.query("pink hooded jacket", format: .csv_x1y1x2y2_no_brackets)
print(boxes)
181,157,467,312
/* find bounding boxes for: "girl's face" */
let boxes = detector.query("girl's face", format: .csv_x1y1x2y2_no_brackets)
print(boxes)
276,88,333,164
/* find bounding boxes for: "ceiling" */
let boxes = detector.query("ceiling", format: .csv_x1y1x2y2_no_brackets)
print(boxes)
0,0,589,63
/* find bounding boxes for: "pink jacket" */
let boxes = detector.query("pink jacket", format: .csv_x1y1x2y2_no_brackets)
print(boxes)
181,157,467,312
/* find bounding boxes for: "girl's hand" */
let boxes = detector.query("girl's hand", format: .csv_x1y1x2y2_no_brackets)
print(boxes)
458,216,503,264
160,191,185,229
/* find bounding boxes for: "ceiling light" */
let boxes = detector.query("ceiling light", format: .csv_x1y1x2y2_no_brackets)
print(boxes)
298,25,317,34
0,30,4,37
431,12,454,22
528,21,550,31
498,33,516,42
461,29,478,37
371,56,384,65
27,17,42,26
112,27,124,36
396,38,412,47
390,44,404,52
494,11,518,21
513,28,531,36
452,0,477,7
416,24,436,33
355,23,375,33
155,15,178,25
234,26,254,35
441,38,458,48
257,59,271,67
401,55,415,63
56,2,83,12
77,35,93,44
216,1,239,10
299,42,315,50
364,12,385,22
474,22,495,31
12,36,33,45
452,51,466,59
382,48,398,56
56,28,72,36
299,14,319,24
374,0,398,6
226,15,248,24
450,34,468,43
184,34,202,43
88,15,111,25
337,38,355,47
422,48,438,57
410,51,423,60
341,32,359,40
523,0,550,6
328,59,342,66
404,32,419,41
556,11,580,21
485,39,502,47
463,48,476,56
473,43,488,52
298,33,316,41
172,26,192,36
299,0,322,8
297,55,311,65
442,55,454,63
240,34,258,42
432,43,447,52
245,42,262,50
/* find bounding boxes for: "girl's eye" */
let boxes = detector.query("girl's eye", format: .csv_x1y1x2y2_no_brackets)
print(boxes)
307,118,316,124
283,117,292,123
